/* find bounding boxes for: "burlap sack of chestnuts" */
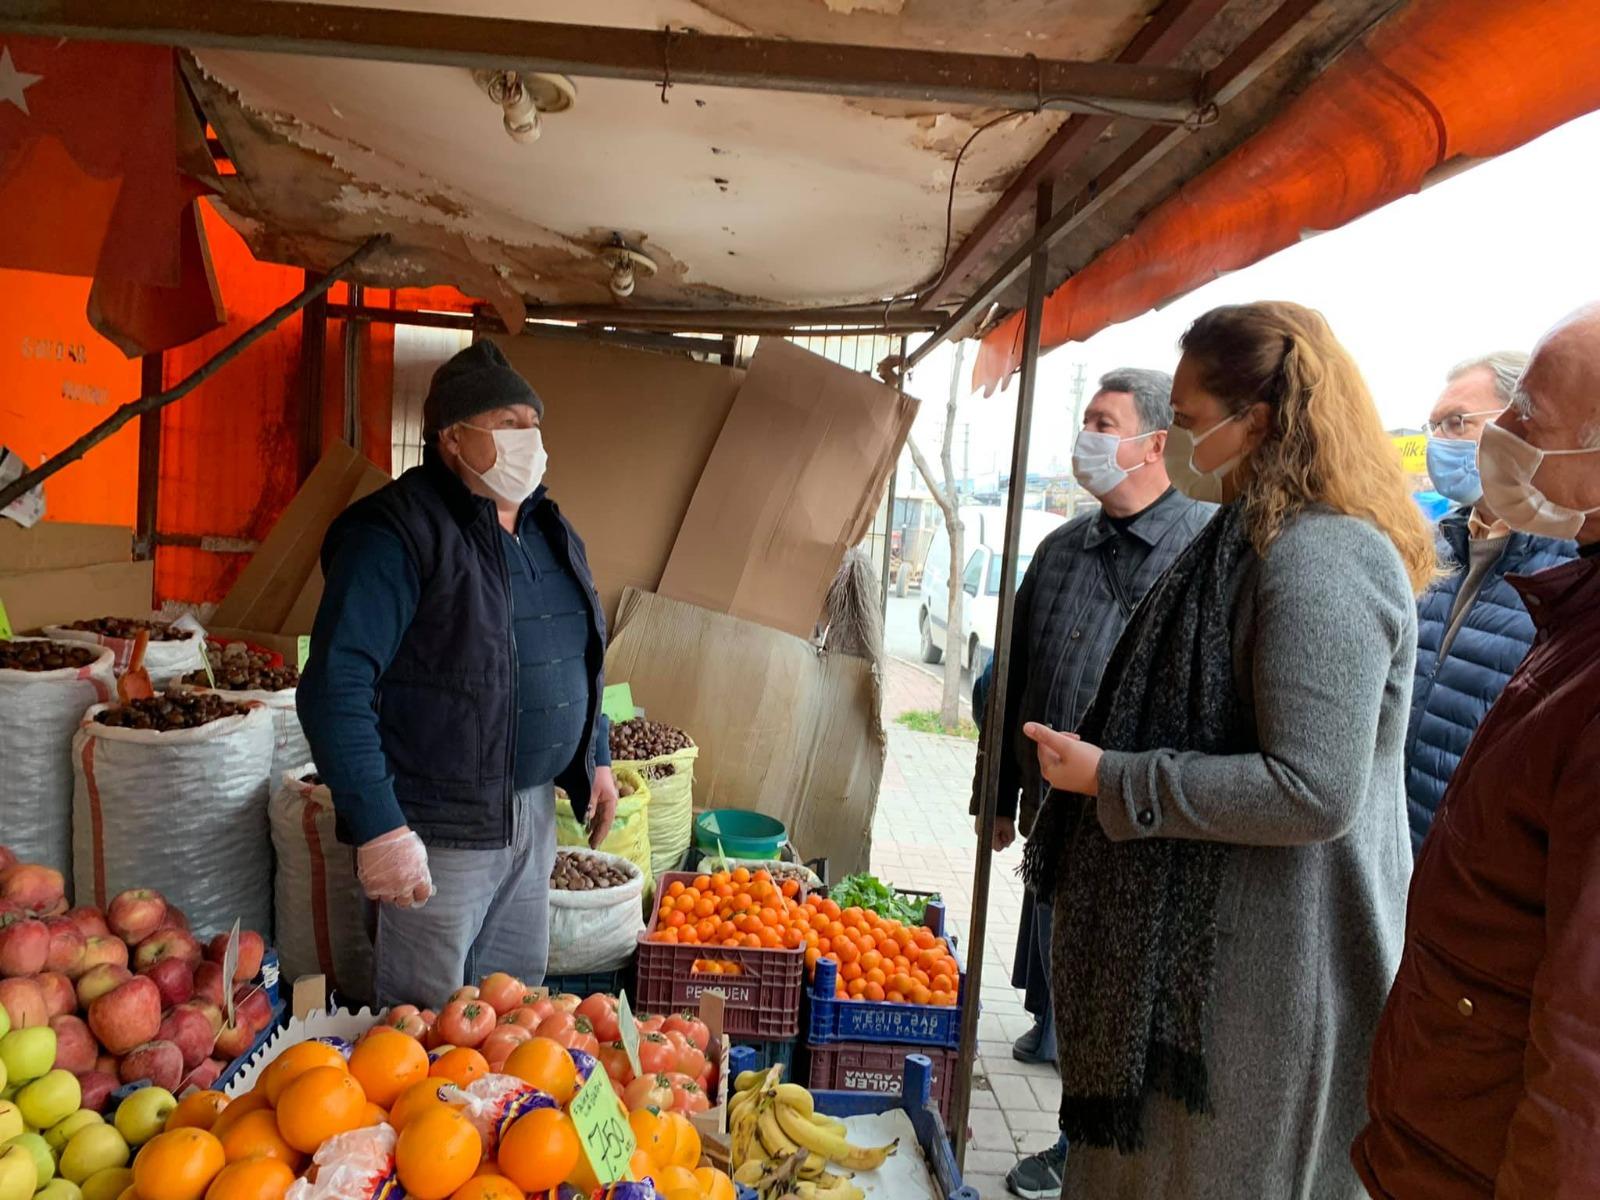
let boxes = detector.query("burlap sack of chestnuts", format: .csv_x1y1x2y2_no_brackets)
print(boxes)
0,638,117,882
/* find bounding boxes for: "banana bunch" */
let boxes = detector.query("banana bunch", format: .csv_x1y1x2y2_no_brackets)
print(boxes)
729,1066,898,1200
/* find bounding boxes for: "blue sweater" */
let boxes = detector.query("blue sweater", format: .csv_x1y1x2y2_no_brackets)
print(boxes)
299,509,610,845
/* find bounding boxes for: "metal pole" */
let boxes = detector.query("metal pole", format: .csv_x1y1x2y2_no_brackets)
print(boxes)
133,353,163,561
298,271,329,481
880,334,908,612
950,181,1052,1169
342,283,364,453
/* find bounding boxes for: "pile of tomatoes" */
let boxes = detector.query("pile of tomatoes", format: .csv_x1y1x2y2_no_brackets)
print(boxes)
801,895,961,1007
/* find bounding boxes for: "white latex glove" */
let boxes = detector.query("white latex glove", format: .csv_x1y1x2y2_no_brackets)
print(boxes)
356,827,434,908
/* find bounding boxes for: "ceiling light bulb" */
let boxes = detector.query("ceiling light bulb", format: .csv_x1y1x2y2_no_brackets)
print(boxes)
610,261,636,298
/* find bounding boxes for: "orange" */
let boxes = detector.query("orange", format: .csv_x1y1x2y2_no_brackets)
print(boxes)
663,1112,701,1170
261,1041,347,1107
497,1108,579,1193
696,1167,736,1200
431,1046,491,1088
396,1105,482,1200
628,1148,660,1184
209,1091,273,1142
167,1090,231,1133
218,1109,303,1169
350,1027,431,1108
503,1038,578,1104
204,1156,296,1200
390,1079,452,1131
628,1109,677,1166
275,1066,368,1153
132,1128,227,1200
654,1166,700,1194
450,1178,524,1200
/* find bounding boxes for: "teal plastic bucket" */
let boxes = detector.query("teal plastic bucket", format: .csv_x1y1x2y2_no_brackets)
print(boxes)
694,809,788,860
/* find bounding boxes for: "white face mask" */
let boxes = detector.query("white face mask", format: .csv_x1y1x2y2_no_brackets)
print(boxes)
1072,430,1156,498
1477,421,1600,539
1163,411,1246,503
459,424,548,505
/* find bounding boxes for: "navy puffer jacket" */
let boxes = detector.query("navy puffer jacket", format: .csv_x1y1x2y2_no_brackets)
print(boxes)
1403,510,1575,852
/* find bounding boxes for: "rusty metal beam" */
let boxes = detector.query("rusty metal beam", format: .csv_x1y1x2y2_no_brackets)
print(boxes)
0,0,1207,123
921,0,1233,308
907,0,1338,370
326,300,940,337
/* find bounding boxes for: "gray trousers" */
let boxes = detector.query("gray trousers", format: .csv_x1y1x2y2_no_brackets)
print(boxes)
373,784,557,1008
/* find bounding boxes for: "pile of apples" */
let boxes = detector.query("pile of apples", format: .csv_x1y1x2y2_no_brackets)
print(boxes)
0,847,271,1108
385,977,717,1119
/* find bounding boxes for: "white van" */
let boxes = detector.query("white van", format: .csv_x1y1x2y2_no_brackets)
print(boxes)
917,505,1066,671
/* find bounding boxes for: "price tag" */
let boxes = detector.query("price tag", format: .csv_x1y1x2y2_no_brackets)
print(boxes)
221,920,239,1024
568,1065,636,1186
617,990,643,1080
602,682,635,724
297,636,311,671
0,598,11,641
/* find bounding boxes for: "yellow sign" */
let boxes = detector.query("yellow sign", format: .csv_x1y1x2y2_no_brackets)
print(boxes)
1393,434,1428,475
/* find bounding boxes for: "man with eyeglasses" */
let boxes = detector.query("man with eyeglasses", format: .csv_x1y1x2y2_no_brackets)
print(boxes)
1402,352,1576,853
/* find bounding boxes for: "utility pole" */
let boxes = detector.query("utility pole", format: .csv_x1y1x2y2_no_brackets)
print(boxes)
1067,362,1089,517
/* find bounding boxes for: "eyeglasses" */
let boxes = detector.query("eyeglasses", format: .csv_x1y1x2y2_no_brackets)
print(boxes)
1424,408,1506,438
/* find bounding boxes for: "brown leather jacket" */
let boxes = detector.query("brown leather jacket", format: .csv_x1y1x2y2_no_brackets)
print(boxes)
1354,552,1600,1199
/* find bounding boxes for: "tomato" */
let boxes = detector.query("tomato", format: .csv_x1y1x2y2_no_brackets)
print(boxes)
662,1014,710,1053
477,972,526,1015
550,992,583,1014
438,999,497,1048
637,1032,677,1077
480,1024,532,1069
624,1073,676,1113
567,1016,601,1057
673,1041,708,1080
671,1079,710,1116
576,994,621,1043
450,985,480,1003
638,1013,666,1035
501,1006,542,1031
535,1012,576,1043
598,1041,635,1087
387,1011,426,1039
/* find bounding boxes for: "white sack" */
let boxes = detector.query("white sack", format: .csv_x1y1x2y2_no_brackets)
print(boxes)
175,684,309,787
546,849,645,975
45,623,206,689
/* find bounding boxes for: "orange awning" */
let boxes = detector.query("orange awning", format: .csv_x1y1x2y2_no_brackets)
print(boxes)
973,0,1600,394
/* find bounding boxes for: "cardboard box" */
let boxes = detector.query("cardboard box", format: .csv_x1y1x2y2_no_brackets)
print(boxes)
0,560,154,633
0,521,131,573
657,338,917,638
604,589,885,878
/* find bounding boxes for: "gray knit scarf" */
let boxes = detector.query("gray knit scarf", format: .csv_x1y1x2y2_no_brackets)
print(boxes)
1021,501,1256,1152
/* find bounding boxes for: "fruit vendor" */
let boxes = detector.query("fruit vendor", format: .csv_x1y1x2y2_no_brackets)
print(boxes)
298,340,617,1006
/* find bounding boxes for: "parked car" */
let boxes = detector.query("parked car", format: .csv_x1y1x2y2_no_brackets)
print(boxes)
918,505,1065,672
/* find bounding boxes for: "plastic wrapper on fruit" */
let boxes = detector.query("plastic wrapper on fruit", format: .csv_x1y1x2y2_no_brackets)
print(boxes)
569,1047,599,1084
594,1180,668,1200
71,701,276,938
313,1035,355,1060
447,1073,558,1155
0,638,116,880
284,1123,399,1200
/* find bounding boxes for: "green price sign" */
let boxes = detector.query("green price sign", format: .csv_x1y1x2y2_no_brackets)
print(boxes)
0,598,11,641
602,682,636,724
297,636,311,670
568,1067,636,1186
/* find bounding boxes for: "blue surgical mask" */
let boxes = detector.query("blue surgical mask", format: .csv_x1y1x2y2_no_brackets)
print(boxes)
1425,437,1483,506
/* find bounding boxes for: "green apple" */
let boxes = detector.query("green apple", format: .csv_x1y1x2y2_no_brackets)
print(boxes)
110,1087,175,1148
0,1103,21,1145
0,1143,38,1200
0,1029,55,1085
78,1167,132,1200
36,1180,82,1200
17,1072,80,1131
0,1055,6,1094
59,1125,128,1186
43,1112,101,1155
3,1133,52,1187
0,1003,10,1041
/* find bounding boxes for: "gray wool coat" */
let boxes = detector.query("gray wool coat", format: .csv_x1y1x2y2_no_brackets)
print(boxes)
1059,509,1416,1200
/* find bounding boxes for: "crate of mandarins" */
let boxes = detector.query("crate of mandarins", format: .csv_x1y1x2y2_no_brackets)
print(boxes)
635,865,810,1041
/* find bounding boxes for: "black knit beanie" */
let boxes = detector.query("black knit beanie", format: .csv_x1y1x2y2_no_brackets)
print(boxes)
422,341,544,438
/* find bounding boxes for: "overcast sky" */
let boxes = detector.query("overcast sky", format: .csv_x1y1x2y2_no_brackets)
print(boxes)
901,108,1600,484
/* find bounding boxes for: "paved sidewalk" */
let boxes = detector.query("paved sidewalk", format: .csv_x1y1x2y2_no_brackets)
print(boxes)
871,722,1058,1200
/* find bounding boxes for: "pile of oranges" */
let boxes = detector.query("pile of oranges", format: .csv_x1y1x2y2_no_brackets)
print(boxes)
647,869,960,1008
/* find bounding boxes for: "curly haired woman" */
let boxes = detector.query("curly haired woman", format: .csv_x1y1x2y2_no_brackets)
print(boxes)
1021,301,1435,1199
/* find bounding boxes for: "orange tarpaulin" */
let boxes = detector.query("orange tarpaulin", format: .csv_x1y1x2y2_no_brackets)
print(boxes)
973,0,1600,394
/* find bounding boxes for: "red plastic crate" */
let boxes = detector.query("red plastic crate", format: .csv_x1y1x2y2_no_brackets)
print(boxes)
805,1040,959,1128
635,871,807,1041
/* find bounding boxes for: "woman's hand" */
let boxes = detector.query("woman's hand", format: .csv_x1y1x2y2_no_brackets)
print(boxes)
1024,723,1104,796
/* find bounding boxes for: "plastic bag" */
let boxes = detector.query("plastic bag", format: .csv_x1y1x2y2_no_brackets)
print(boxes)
557,765,653,902
72,702,276,938
174,682,309,787
269,768,374,1006
284,1123,396,1200
614,746,698,878
0,639,116,880
546,849,645,976
44,622,206,689
446,1074,556,1155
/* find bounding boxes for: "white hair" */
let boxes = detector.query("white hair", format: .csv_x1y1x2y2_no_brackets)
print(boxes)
1448,351,1529,407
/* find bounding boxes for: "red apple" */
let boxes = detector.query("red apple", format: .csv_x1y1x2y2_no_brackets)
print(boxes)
180,1058,225,1093
35,971,76,1018
234,986,272,1033
76,963,133,1008
42,918,86,976
164,906,189,931
133,928,201,971
158,1005,217,1070
106,888,167,945
0,847,15,872
41,897,68,918
192,961,226,1007
79,935,129,975
141,957,195,1008
119,1039,184,1091
0,864,66,914
77,1070,119,1112
177,1000,224,1037
94,1054,117,1075
49,1014,98,1074
213,1018,256,1060
66,907,111,939
206,930,265,982
87,975,162,1054
0,918,49,977
0,976,47,1027
0,901,23,926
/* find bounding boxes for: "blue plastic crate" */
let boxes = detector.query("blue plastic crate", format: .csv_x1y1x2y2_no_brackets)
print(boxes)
728,1046,976,1200
731,1037,796,1076
807,924,966,1049
543,964,633,999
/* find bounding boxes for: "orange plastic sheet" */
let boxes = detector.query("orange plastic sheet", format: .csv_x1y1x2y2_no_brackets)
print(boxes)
973,0,1600,394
